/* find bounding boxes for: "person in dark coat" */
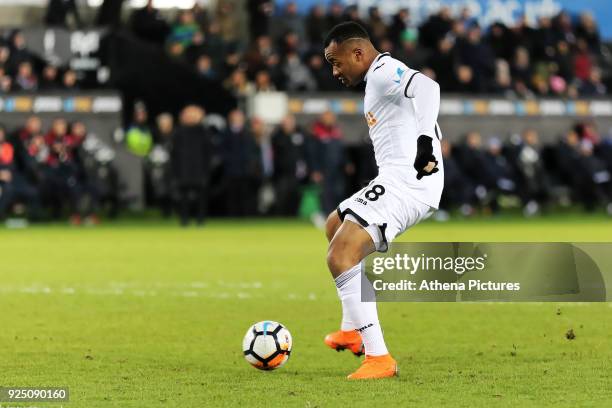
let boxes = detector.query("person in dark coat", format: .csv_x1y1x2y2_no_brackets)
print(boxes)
171,105,212,225
45,0,81,28
221,109,262,216
271,115,308,215
129,0,169,45
309,110,346,214
439,139,474,214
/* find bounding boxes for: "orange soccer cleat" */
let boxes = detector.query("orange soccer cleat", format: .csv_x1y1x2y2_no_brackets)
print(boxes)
324,330,364,356
347,354,398,380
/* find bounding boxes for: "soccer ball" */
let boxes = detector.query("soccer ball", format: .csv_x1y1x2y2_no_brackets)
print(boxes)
242,321,292,370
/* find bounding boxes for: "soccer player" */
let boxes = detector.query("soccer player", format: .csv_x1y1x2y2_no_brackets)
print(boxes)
322,22,444,379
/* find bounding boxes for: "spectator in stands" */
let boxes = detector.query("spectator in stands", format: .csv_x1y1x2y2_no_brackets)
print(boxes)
577,66,607,96
62,69,79,90
44,0,81,28
7,30,35,71
388,8,411,46
576,12,600,52
167,9,201,54
42,118,83,222
271,114,307,215
578,139,612,210
439,138,474,217
275,2,306,44
172,105,212,225
244,35,276,78
573,39,592,82
552,11,576,47
40,64,60,90
153,112,174,144
222,109,261,216
183,31,207,64
68,120,100,224
247,0,273,40
95,0,124,27
0,74,12,93
282,51,316,92
146,113,174,218
195,54,218,80
486,22,515,62
307,53,341,91
309,110,345,214
553,40,574,82
279,31,303,59
493,59,513,96
556,128,594,209
516,129,550,216
251,117,273,209
125,102,153,157
511,46,532,93
395,29,427,69
129,0,169,45
367,7,387,44
0,125,16,218
326,2,345,33
224,68,255,99
254,70,275,92
419,7,453,49
11,115,43,186
454,131,489,203
14,61,38,92
305,5,328,46
1,124,41,220
483,137,517,212
426,37,456,91
0,45,10,68
201,21,229,72
344,5,368,31
216,1,241,44
456,24,495,92
452,64,478,93
14,115,42,143
533,16,556,60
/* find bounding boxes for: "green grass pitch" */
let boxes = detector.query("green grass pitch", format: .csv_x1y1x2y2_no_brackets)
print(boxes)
1,215,611,407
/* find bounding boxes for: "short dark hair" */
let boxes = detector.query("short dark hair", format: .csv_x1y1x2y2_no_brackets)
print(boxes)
324,22,370,48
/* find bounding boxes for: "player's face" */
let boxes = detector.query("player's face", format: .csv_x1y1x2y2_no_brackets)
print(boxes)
324,42,362,87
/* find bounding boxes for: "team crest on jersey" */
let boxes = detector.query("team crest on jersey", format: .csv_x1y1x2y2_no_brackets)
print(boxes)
365,111,378,127
393,67,405,84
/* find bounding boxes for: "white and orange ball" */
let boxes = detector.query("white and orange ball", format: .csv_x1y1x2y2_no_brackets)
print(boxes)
242,321,292,370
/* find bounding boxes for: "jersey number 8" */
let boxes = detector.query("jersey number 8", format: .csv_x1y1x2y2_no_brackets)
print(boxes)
365,184,385,201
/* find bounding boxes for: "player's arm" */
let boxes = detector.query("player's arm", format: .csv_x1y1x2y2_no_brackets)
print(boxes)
404,71,441,179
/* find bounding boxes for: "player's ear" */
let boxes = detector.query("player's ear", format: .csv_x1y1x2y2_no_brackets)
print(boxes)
352,47,363,63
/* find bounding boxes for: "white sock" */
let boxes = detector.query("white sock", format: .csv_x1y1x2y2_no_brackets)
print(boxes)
334,263,389,356
337,285,354,331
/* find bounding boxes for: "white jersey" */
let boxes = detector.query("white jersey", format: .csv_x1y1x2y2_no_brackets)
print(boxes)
362,52,444,208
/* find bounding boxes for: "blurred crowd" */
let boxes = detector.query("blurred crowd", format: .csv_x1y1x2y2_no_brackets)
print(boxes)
125,104,354,224
0,116,119,223
441,124,612,218
124,104,612,224
2,107,612,223
126,1,609,98
0,30,83,93
1,1,612,223
5,1,607,97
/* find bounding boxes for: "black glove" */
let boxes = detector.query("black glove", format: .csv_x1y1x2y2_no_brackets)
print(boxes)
414,135,439,180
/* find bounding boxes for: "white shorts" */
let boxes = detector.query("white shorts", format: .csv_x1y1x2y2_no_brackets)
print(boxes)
337,172,435,252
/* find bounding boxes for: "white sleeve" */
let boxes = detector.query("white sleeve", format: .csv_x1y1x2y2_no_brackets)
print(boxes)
403,72,441,139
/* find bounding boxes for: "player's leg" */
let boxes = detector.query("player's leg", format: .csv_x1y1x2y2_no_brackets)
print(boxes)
327,220,397,379
325,210,341,243
323,211,365,355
